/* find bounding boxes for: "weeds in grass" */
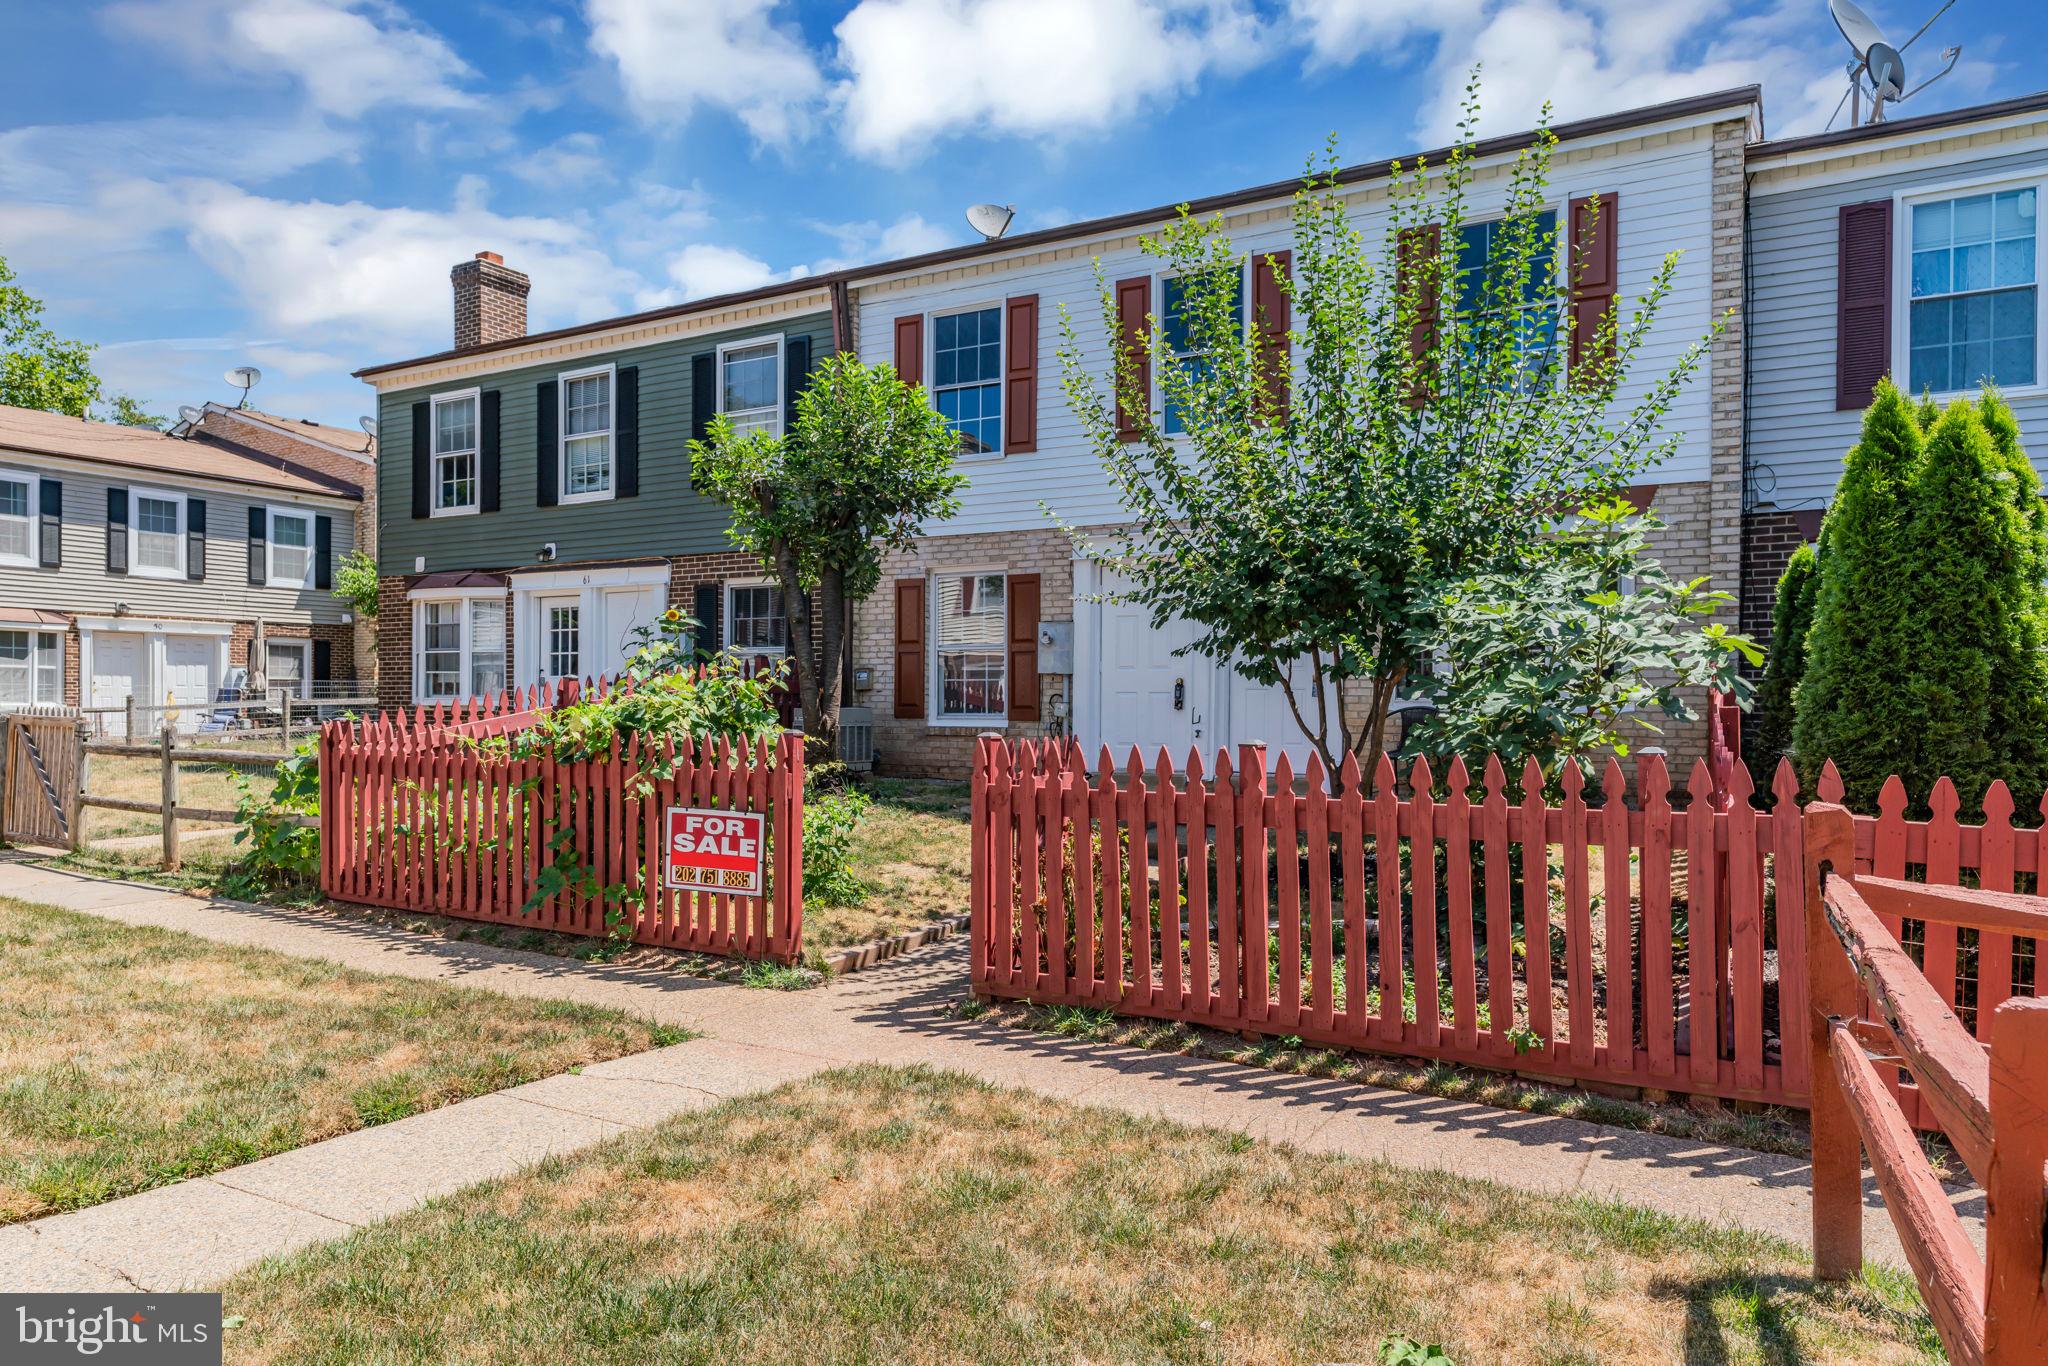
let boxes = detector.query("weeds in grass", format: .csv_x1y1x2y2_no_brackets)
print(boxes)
740,960,826,991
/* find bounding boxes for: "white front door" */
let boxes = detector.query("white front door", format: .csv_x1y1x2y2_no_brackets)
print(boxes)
1093,577,1205,765
596,585,662,679
89,632,147,737
536,594,582,686
161,635,218,733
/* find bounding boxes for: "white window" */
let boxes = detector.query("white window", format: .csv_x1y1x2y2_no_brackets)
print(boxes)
1456,210,1560,385
264,639,310,699
130,488,185,578
933,571,1007,720
0,631,61,706
267,507,313,588
559,365,614,503
430,389,479,516
725,582,786,659
1161,266,1245,435
1906,184,2039,395
0,472,36,566
413,595,507,702
718,335,783,439
932,307,1003,454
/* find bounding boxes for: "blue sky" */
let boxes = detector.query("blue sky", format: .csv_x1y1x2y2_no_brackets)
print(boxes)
2,0,2039,428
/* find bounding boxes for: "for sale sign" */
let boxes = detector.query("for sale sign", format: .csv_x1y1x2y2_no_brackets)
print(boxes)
664,806,766,897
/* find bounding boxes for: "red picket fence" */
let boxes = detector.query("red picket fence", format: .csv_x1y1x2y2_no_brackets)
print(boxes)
969,734,2043,1114
319,708,806,962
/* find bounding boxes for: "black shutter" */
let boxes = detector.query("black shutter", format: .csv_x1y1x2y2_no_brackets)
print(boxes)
247,506,266,585
692,582,721,660
314,515,333,589
616,366,639,498
312,638,332,684
535,380,559,507
186,498,206,581
106,488,128,575
411,401,430,519
782,334,811,431
480,389,501,513
691,351,716,442
37,479,59,568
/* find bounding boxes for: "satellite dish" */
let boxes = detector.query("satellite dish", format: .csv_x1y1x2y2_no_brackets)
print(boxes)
1825,0,1960,128
223,365,261,407
176,405,202,426
1867,40,1907,100
965,203,1016,242
358,415,377,437
1830,0,1886,57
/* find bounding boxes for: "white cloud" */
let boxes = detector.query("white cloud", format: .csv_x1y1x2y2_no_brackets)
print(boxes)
585,0,824,145
0,115,357,199
512,133,614,189
102,0,478,118
832,0,1267,161
1287,0,1484,70
811,212,958,270
657,243,807,302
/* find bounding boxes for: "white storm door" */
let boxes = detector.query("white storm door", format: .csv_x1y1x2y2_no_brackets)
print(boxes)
161,635,218,734
89,632,147,737
1092,577,1206,767
597,586,662,680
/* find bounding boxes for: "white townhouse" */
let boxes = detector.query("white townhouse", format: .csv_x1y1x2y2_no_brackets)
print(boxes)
837,88,1758,778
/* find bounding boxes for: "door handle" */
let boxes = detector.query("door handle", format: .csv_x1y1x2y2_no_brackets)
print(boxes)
1173,678,1185,711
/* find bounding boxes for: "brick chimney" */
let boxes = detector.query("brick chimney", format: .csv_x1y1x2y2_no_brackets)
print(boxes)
450,251,530,349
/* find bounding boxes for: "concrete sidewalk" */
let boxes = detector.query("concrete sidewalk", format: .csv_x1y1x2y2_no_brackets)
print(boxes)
0,861,1980,1292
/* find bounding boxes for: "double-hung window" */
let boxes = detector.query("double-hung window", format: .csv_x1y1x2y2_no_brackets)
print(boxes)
431,389,479,515
131,488,184,578
1456,210,1559,384
264,640,310,699
933,571,1006,720
1908,186,2038,394
0,472,35,566
559,365,614,502
726,582,786,659
932,307,1002,453
414,596,507,702
1162,267,1245,435
267,507,312,588
0,630,61,706
718,336,783,438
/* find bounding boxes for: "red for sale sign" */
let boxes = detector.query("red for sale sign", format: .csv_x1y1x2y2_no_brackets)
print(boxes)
664,806,766,897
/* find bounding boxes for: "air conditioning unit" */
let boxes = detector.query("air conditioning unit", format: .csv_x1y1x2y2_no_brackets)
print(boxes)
789,706,875,772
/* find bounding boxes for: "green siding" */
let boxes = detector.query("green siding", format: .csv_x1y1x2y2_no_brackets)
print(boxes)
376,313,830,572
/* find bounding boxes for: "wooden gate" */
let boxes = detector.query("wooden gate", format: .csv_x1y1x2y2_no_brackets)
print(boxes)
3,713,82,848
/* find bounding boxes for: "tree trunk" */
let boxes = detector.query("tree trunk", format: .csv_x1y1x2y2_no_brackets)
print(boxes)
815,568,847,754
773,544,824,752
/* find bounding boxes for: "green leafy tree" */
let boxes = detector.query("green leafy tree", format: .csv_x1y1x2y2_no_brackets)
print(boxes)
690,353,967,756
1401,498,1759,777
332,549,380,618
1750,540,1818,771
1060,85,1719,779
0,255,101,417
103,394,166,429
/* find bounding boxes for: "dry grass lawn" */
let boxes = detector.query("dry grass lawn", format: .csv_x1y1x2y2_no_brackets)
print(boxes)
217,1066,1937,1365
807,778,972,950
81,753,247,841
0,898,686,1222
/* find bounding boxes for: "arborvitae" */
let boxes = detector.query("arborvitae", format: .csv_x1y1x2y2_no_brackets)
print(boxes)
1975,388,2048,802
1751,541,1817,773
1793,380,1924,808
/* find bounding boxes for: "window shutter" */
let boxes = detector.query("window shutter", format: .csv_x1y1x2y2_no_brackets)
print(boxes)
480,389,501,512
893,315,925,387
247,506,265,585
1837,198,1893,411
37,479,60,568
692,583,721,660
315,514,333,590
1004,295,1039,453
615,366,639,498
186,498,206,581
1254,251,1292,421
1568,193,1620,387
1396,226,1440,407
1006,572,1040,723
893,577,926,719
313,638,332,684
411,401,430,519
783,335,812,431
690,352,716,442
1113,277,1151,440
535,380,559,507
106,489,128,575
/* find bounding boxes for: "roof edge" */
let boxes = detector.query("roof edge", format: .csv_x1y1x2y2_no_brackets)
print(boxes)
1747,88,2048,162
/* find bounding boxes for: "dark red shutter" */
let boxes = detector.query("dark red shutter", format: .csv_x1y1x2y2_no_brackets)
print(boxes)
1113,276,1151,441
1569,192,1619,387
1254,250,1292,421
893,315,925,387
1004,294,1038,453
1396,226,1440,407
893,577,926,719
1006,573,1040,723
1837,199,1893,411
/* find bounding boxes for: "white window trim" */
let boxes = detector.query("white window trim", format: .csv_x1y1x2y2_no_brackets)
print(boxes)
265,505,315,590
429,386,482,519
557,361,617,507
724,577,787,661
716,333,786,439
1155,260,1250,436
260,638,312,700
926,302,1006,460
0,467,39,569
928,565,1010,728
127,484,187,580
1891,171,2048,401
408,590,507,704
0,629,63,707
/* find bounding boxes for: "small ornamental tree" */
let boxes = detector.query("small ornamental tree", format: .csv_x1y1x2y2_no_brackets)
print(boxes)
1750,540,1817,770
1059,86,1720,780
690,353,966,757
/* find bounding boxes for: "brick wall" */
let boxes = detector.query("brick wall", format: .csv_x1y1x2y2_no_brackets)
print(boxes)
1740,509,1822,643
450,253,530,350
